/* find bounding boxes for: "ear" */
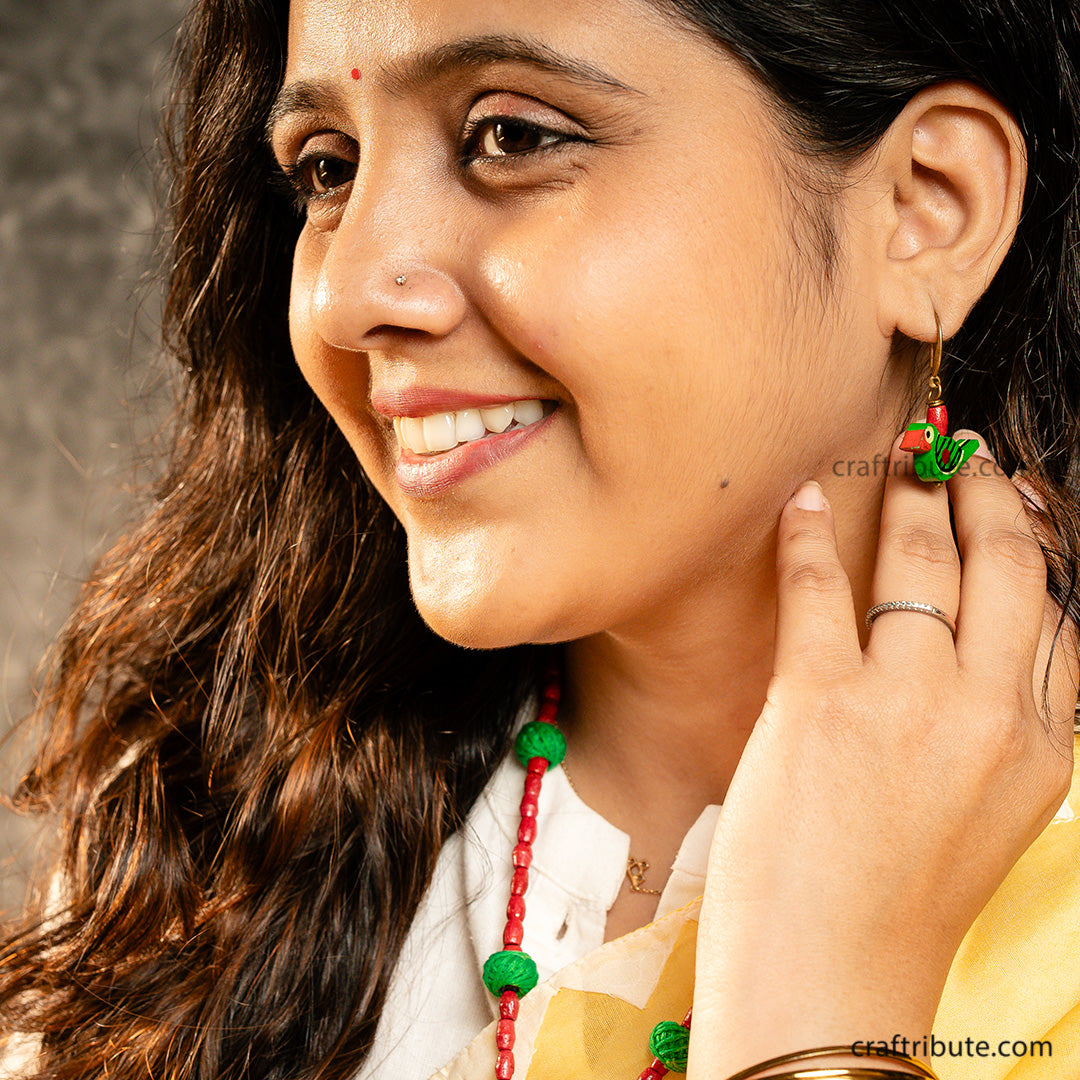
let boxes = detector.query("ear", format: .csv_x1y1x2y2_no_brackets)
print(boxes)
857,80,1027,346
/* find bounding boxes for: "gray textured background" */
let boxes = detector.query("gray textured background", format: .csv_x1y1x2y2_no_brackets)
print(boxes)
0,0,187,915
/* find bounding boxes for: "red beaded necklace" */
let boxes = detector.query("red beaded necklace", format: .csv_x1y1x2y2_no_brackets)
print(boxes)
481,661,693,1079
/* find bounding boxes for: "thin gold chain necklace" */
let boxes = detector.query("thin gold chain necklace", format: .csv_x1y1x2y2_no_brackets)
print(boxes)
561,757,664,897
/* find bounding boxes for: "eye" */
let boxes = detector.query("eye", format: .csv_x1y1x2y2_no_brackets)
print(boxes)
304,155,356,193
289,152,357,196
460,114,583,165
276,146,358,215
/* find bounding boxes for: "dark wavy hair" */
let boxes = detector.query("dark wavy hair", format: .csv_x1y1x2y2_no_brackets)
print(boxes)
2,1,1078,1077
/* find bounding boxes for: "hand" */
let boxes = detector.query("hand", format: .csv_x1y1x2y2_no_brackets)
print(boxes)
688,430,1079,1079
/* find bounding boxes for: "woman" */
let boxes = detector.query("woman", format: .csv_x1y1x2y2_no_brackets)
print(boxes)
2,0,1078,1078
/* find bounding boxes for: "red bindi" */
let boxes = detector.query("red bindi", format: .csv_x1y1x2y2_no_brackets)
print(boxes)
351,68,360,80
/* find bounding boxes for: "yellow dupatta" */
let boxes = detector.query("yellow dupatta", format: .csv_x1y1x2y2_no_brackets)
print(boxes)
436,737,1080,1080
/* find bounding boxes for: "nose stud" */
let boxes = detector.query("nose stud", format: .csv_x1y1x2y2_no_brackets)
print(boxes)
395,275,407,286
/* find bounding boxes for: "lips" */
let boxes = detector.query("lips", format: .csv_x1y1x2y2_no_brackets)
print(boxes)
371,386,542,418
392,403,560,498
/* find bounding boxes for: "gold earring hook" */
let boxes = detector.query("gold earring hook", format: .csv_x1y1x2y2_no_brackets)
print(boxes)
926,310,944,408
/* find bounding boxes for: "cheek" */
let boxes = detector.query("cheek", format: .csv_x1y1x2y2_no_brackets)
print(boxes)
472,160,794,477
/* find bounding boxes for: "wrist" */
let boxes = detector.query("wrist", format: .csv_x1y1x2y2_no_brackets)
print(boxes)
688,905,951,1076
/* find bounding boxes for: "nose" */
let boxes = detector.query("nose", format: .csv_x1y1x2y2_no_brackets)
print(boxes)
302,178,469,353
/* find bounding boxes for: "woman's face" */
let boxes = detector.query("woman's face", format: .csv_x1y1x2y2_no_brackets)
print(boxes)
277,0,893,649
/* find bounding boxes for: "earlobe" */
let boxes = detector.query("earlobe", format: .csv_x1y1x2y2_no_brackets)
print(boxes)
872,81,1028,341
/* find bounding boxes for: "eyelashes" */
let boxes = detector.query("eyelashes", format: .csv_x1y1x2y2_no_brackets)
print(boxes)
273,114,588,215
456,113,583,166
275,153,356,215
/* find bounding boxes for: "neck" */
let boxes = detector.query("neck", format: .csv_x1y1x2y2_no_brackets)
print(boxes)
557,463,882,846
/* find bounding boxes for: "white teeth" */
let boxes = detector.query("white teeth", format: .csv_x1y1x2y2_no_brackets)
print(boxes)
479,404,515,434
393,399,551,455
513,399,544,425
400,416,427,454
455,408,487,442
422,412,458,452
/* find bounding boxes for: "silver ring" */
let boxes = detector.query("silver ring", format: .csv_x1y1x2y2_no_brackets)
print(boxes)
395,274,407,285
865,600,956,636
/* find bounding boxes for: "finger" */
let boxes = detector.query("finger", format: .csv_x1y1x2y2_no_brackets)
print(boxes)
1013,469,1080,741
947,433,1048,687
773,480,862,678
865,430,960,667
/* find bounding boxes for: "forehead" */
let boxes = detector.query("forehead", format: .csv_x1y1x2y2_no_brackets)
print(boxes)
284,0,701,87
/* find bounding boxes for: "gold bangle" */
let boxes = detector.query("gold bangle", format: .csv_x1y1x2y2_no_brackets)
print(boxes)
724,1047,939,1080
763,1071,935,1079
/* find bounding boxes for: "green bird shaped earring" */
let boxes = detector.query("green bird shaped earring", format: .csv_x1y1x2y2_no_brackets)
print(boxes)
898,312,980,482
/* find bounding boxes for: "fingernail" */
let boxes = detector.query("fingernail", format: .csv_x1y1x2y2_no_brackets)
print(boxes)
954,429,994,461
793,480,826,511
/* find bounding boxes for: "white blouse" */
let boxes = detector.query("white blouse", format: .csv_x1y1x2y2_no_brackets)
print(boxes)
354,695,722,1080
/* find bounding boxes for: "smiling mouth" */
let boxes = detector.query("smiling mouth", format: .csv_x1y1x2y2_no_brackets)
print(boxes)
392,399,559,456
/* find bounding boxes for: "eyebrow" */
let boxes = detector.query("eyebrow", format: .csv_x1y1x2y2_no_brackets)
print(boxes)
265,32,645,143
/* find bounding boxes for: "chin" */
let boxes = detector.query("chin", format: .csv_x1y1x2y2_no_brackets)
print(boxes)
412,597,534,651
409,579,579,651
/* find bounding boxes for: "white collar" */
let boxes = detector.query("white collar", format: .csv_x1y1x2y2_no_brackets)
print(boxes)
458,698,721,1019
